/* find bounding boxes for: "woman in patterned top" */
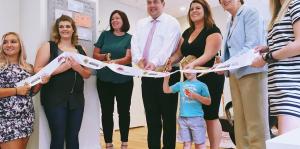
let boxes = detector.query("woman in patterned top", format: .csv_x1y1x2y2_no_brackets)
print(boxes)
0,32,35,149
252,0,300,135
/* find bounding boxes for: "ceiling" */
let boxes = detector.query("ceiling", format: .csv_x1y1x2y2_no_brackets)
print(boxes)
117,0,221,18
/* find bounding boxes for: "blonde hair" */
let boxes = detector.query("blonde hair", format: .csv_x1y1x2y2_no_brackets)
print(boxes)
0,32,33,73
268,0,292,30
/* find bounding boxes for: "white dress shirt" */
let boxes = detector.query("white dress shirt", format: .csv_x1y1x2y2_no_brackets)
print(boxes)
131,13,181,66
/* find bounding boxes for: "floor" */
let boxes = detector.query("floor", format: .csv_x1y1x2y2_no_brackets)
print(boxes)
99,127,236,149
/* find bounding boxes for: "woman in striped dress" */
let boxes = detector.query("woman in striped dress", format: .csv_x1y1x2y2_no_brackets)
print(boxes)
252,0,300,135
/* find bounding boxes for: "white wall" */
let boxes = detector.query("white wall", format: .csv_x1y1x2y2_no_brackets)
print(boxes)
0,0,20,36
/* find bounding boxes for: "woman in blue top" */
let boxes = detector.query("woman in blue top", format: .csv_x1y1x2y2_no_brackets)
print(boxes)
93,10,132,149
218,0,270,148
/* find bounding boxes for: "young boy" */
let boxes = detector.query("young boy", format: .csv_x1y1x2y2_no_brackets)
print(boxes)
163,72,211,149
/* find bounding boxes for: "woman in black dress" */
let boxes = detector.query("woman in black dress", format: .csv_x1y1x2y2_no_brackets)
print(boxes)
168,1,224,148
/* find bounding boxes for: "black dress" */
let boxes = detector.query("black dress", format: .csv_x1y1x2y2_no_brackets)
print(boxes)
181,25,225,120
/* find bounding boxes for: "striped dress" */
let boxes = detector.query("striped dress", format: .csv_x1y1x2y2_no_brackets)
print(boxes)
268,0,300,117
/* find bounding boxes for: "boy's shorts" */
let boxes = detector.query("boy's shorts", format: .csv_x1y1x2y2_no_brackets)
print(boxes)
178,116,206,144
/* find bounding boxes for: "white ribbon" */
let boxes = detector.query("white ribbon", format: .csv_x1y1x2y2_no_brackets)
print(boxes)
16,50,258,87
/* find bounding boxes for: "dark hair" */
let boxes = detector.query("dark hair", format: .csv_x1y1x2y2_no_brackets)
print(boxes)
147,0,164,2
188,0,215,30
219,0,244,5
109,10,130,32
51,15,78,45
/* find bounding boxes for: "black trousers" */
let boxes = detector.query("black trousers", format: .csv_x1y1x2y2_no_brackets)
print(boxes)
97,79,133,143
141,69,180,149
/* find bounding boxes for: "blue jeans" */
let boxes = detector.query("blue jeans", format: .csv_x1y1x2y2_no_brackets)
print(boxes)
44,104,84,149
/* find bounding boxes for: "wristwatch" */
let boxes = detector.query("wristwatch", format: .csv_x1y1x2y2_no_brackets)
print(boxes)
262,52,278,63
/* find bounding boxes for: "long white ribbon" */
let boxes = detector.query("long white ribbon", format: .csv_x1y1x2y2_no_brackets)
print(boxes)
16,50,258,87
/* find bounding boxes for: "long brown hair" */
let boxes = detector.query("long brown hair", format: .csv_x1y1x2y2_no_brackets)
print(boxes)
188,0,215,31
0,32,32,73
51,15,78,45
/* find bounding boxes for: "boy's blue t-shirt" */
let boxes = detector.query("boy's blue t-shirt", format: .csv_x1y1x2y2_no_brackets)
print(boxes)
170,80,210,117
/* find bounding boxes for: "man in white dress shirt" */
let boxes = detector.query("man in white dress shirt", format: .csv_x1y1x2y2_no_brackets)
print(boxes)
131,0,181,148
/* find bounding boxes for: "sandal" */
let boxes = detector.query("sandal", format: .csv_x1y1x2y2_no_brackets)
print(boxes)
121,142,128,149
105,143,113,149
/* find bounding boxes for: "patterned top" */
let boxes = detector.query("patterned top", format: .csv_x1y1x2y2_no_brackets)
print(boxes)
0,64,34,142
268,0,300,117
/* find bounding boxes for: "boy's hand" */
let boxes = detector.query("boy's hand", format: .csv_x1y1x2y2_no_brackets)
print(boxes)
164,75,170,80
184,89,191,97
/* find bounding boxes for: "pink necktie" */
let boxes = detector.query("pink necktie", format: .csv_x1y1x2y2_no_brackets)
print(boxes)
143,20,158,60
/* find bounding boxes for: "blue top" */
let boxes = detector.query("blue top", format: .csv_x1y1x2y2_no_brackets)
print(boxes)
171,80,210,117
94,31,132,83
222,5,267,79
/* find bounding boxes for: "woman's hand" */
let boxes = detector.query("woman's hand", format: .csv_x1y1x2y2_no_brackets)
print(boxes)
40,75,51,84
184,62,195,70
68,57,82,72
213,56,224,75
16,84,31,96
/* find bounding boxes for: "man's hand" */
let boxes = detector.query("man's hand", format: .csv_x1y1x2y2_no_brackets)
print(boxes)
254,45,269,54
251,54,267,67
145,62,156,71
137,58,146,69
164,58,172,72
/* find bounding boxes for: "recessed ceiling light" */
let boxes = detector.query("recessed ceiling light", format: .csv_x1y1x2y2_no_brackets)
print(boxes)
180,6,186,11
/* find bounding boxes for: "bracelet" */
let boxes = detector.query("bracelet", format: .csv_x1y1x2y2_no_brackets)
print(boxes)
15,88,18,95
262,53,267,61
262,52,278,63
269,52,278,61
